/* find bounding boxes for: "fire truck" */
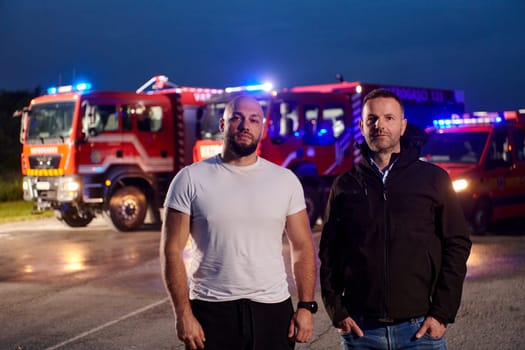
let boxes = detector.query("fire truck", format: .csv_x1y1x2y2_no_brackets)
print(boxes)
288,81,465,129
421,111,525,234
19,76,222,231
193,80,465,225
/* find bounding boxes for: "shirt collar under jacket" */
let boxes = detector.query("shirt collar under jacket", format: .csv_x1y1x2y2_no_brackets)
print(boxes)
369,154,399,184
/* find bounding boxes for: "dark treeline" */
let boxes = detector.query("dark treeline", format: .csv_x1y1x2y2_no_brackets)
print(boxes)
0,88,41,174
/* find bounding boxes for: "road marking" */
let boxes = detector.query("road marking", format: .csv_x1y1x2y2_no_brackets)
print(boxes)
44,298,169,350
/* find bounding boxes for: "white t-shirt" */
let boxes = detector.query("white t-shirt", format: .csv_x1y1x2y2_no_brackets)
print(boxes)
164,155,306,303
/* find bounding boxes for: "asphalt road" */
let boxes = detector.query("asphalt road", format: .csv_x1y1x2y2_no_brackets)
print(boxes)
0,217,524,350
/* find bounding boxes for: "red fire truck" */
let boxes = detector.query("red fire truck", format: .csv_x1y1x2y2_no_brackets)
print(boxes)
19,76,222,231
193,81,465,225
421,111,525,234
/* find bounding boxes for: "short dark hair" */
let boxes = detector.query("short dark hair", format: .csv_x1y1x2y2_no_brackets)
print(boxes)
363,88,404,114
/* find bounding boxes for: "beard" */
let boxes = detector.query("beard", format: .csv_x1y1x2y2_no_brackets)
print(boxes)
367,133,400,154
226,132,259,157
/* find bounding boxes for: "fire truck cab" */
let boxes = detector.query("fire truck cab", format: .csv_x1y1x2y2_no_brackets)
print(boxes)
421,112,525,234
20,77,222,231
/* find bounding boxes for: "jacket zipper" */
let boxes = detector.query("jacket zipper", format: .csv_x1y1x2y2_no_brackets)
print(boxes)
382,182,389,318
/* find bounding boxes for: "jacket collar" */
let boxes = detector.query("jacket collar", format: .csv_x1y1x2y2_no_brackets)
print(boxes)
357,142,420,172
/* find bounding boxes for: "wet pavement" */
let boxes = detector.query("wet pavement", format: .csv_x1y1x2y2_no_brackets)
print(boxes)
0,217,524,349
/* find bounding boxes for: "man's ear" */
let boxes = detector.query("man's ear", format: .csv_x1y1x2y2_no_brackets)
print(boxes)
219,118,225,132
401,118,408,136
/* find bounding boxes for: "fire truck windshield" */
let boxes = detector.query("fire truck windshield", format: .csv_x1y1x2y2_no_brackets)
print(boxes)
27,102,75,143
421,131,489,164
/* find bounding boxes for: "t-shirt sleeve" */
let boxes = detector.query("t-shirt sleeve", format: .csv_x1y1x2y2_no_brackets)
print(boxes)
287,171,306,216
163,167,193,215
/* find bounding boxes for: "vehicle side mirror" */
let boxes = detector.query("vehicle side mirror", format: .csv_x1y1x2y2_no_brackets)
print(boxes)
16,107,29,144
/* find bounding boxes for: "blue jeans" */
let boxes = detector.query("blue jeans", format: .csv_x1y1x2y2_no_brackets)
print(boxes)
340,316,446,350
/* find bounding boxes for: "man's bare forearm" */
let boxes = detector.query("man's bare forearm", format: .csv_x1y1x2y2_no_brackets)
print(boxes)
286,210,317,301
160,208,193,317
291,241,316,301
161,250,192,316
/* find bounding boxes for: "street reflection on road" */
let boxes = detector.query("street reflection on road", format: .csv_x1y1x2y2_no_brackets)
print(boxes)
466,235,525,279
0,218,524,287
6,241,153,282
466,246,482,269
0,221,161,283
62,243,87,272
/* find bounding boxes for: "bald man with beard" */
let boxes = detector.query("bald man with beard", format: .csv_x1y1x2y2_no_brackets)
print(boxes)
161,95,317,350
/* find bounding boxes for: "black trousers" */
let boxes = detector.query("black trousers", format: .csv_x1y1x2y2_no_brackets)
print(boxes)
190,298,295,350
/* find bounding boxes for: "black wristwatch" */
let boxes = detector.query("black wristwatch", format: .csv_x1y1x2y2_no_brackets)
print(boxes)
297,301,318,314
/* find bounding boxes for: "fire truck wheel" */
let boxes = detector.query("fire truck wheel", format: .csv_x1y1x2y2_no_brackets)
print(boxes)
472,199,492,235
57,205,94,227
106,186,147,232
303,186,321,228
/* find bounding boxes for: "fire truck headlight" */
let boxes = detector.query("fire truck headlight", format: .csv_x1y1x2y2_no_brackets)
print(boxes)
64,181,80,192
452,178,469,192
57,177,81,201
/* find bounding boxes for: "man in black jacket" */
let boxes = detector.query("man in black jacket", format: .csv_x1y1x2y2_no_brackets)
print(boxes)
319,89,471,349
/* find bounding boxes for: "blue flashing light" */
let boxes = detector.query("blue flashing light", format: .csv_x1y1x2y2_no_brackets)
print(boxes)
246,82,273,92
75,82,92,91
317,128,329,136
432,115,503,129
225,82,273,93
46,81,92,95
245,84,262,91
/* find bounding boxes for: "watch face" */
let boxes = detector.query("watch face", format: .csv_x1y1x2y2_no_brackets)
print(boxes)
309,302,318,313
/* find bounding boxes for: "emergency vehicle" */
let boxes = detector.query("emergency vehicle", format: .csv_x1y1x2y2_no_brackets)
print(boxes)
421,111,525,234
193,80,465,225
19,76,222,231
288,81,465,129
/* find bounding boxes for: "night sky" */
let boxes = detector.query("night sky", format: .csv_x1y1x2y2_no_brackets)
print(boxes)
1,0,524,112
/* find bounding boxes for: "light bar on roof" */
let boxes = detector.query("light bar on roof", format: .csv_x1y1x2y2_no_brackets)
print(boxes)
225,82,273,93
75,82,92,91
46,81,92,95
433,115,502,128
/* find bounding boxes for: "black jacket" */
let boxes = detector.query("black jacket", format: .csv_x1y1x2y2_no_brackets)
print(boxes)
319,143,471,326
